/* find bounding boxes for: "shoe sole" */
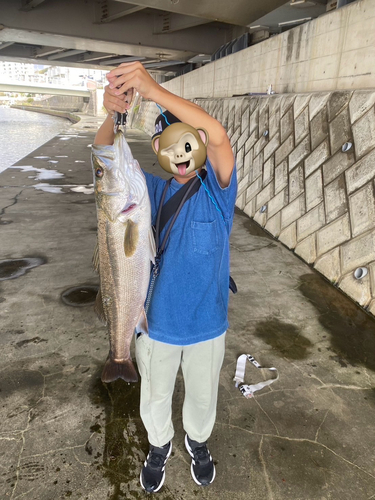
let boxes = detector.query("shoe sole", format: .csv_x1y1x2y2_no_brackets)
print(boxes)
140,442,173,493
184,434,216,486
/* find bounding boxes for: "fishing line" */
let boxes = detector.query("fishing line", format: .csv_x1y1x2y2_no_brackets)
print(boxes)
156,104,171,125
195,171,225,223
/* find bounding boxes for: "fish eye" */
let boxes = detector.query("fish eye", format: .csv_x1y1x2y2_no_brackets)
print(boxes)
185,142,192,153
95,167,104,178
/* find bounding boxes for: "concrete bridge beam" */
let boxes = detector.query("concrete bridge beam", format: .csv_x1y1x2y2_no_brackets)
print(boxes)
0,82,90,98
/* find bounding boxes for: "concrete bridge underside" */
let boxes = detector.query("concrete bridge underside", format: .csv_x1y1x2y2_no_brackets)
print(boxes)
0,82,90,97
0,0,326,75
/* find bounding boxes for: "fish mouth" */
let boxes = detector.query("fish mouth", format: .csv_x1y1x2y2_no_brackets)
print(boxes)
121,203,137,214
175,160,190,176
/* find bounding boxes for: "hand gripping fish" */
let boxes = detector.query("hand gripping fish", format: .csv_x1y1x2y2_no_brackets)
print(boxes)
91,116,155,383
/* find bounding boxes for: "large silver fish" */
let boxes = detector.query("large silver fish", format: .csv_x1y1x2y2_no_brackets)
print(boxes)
91,127,155,383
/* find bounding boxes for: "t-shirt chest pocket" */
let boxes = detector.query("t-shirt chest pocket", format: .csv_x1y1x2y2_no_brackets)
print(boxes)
191,220,219,255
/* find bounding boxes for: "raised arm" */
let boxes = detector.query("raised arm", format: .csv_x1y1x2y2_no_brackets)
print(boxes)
104,62,235,188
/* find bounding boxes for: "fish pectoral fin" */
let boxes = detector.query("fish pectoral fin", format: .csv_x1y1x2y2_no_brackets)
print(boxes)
148,227,156,264
92,239,100,273
136,308,149,335
94,289,107,324
101,357,138,383
124,219,139,257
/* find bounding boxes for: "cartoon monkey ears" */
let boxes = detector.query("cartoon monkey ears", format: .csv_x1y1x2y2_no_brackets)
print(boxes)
151,135,160,155
197,128,209,147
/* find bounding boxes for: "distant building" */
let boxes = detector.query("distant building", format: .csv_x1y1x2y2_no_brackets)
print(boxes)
0,61,37,82
0,61,107,87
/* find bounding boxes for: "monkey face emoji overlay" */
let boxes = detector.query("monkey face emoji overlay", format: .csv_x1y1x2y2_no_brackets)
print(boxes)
151,123,209,176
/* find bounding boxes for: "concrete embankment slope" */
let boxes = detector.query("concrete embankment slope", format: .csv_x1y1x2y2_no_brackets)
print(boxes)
1,124,375,499
11,104,81,123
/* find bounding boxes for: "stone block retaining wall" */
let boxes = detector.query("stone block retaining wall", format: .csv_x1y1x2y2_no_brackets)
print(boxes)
197,90,375,316
132,89,375,316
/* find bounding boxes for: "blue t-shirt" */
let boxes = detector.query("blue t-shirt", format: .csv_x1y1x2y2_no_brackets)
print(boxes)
143,158,237,346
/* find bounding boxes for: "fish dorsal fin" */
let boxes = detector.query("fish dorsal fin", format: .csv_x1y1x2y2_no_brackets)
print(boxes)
148,227,156,265
94,289,107,325
92,240,100,273
124,219,139,257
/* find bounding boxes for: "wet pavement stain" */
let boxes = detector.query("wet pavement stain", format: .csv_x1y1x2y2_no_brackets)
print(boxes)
89,372,151,500
0,189,23,225
8,329,25,335
0,368,44,405
252,318,313,359
61,285,99,307
16,337,48,348
299,274,375,371
235,207,272,239
0,258,46,281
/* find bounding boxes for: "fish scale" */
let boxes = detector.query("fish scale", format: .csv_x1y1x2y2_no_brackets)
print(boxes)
98,214,150,359
92,129,155,384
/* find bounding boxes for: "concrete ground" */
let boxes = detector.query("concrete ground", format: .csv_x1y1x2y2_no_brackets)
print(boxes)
1,117,375,500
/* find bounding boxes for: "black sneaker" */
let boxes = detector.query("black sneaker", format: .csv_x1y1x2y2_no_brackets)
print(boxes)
185,434,216,486
140,442,172,493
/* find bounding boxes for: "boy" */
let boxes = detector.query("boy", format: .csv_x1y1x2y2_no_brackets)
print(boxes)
94,62,236,493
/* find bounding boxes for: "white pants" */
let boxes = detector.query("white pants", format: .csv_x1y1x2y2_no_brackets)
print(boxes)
135,332,226,447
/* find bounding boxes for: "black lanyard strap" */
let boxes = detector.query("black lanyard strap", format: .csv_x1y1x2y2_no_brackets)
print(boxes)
144,170,206,316
155,169,207,254
154,177,172,251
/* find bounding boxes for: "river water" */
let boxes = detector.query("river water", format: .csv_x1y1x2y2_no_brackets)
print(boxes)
0,107,71,174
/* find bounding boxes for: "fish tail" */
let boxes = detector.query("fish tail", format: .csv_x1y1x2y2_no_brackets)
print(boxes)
101,357,138,384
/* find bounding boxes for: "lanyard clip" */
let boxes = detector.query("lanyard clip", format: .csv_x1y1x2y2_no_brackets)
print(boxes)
239,385,254,399
115,111,128,127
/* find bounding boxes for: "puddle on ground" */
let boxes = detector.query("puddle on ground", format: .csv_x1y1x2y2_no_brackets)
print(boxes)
10,166,64,181
61,285,99,307
252,318,313,359
0,258,46,281
299,274,375,371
